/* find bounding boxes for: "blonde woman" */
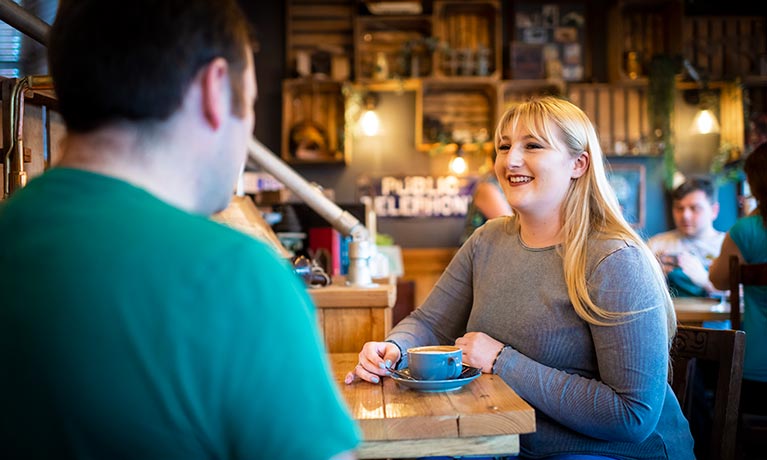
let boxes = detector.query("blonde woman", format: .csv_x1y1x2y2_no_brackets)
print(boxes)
346,96,694,459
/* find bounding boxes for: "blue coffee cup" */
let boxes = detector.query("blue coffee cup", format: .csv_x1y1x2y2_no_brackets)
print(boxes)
407,345,463,381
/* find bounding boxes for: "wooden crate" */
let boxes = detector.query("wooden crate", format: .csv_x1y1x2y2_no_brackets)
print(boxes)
606,1,683,83
354,15,434,80
286,0,355,78
281,78,346,165
683,16,766,81
433,0,502,79
420,78,497,150
567,82,652,156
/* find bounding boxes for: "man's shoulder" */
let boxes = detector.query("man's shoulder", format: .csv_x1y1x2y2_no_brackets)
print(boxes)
647,230,680,248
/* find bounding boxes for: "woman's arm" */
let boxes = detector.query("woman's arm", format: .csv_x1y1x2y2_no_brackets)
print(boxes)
708,234,744,290
493,246,670,442
473,181,512,219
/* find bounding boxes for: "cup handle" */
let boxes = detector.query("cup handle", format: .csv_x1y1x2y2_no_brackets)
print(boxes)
448,357,462,378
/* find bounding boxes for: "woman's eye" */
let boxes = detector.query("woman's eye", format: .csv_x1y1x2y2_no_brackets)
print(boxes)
525,142,543,150
497,144,510,151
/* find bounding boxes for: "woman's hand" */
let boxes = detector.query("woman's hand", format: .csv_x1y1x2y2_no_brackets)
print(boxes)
455,332,504,373
344,341,401,385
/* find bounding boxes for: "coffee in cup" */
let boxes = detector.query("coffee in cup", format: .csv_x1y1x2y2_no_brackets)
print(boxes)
407,345,462,381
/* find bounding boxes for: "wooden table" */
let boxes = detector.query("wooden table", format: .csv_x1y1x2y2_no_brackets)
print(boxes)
310,279,396,353
673,297,734,326
329,353,536,459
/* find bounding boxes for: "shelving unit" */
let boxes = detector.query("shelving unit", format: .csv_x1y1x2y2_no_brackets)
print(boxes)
282,0,766,163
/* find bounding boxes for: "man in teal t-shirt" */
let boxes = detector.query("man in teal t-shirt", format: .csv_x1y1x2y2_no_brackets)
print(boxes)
0,1,359,458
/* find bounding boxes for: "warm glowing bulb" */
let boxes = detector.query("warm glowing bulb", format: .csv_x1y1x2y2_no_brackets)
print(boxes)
360,110,380,136
449,155,467,174
692,109,720,135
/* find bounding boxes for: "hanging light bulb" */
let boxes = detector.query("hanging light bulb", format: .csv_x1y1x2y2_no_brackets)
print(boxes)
359,94,380,136
691,108,720,135
690,89,720,135
449,151,467,174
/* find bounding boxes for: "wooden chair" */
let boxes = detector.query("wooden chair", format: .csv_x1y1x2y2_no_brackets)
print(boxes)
728,255,767,330
671,325,745,460
727,255,767,458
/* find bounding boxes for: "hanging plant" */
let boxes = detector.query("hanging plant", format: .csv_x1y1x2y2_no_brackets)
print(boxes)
648,55,681,190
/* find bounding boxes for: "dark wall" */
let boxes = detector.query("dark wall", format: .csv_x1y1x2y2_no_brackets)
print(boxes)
237,1,285,155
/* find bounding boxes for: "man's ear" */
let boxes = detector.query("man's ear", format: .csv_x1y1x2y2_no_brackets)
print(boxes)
199,57,229,130
571,151,590,179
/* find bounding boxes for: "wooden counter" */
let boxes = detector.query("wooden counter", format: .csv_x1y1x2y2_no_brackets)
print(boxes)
309,278,396,353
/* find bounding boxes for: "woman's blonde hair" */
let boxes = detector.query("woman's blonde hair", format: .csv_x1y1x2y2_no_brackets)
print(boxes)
495,96,676,341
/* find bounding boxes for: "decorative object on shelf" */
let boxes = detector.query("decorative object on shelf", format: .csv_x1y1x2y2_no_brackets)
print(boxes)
624,50,642,80
400,36,442,78
289,121,329,161
373,51,389,80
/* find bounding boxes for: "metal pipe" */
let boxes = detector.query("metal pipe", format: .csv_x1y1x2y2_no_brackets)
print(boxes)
248,138,374,287
3,75,54,198
0,0,50,46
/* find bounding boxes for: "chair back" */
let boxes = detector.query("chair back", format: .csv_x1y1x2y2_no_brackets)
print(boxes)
671,325,745,460
728,255,767,330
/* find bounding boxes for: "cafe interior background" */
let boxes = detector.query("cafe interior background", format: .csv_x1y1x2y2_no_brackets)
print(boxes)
1,0,766,306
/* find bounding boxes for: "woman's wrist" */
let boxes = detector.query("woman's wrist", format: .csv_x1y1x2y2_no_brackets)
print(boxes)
491,344,511,374
385,340,404,368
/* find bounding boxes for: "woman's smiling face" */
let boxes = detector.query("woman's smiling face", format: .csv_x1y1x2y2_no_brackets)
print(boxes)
494,121,588,221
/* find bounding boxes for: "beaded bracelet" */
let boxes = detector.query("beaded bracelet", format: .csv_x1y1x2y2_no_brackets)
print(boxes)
491,344,511,374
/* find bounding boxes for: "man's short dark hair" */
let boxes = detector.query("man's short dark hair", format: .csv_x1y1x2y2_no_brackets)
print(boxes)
671,176,717,204
48,0,252,133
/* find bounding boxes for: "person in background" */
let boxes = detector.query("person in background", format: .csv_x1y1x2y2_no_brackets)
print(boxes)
709,142,767,418
459,158,513,245
0,1,359,459
647,176,725,297
346,96,694,459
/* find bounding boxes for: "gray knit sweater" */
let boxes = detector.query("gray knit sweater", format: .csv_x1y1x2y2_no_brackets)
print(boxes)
387,217,695,460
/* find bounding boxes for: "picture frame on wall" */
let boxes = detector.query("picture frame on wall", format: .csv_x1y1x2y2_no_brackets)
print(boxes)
514,2,587,82
607,164,646,228
511,42,545,79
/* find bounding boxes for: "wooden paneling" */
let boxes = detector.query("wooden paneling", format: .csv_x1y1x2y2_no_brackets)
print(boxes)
311,279,396,352
568,82,650,155
683,16,766,80
401,247,457,307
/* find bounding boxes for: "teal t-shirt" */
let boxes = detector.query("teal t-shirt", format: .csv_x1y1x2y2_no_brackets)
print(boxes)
730,214,767,382
0,168,360,459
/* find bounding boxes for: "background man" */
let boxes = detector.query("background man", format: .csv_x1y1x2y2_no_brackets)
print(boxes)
648,176,725,297
0,1,359,458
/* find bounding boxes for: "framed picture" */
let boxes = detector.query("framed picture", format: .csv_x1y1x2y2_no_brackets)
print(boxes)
514,2,587,82
607,164,646,227
511,42,545,79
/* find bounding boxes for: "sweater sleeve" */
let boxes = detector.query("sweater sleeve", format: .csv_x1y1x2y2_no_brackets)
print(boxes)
494,245,670,443
386,236,476,367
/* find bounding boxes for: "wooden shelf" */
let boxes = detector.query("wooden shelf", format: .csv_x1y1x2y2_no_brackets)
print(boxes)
354,14,434,80
281,78,346,165
433,0,502,79
420,78,497,150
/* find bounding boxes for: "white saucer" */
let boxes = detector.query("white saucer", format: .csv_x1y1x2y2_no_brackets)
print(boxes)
390,365,481,392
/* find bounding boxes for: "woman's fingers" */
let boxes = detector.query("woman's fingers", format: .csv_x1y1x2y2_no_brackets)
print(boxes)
344,361,382,385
